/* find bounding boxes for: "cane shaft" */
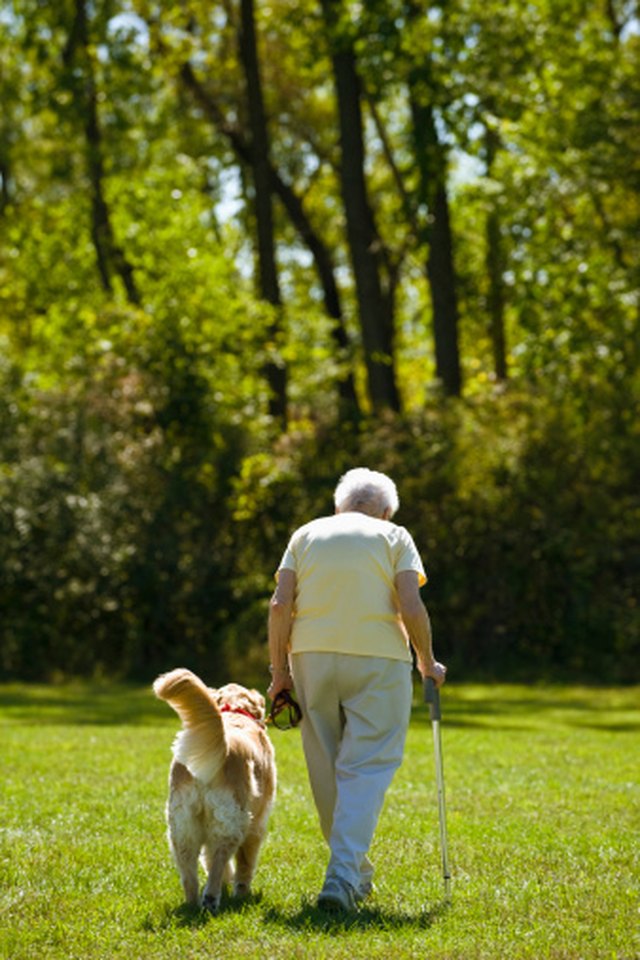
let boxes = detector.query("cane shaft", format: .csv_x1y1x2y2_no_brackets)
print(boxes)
424,678,451,898
432,717,452,897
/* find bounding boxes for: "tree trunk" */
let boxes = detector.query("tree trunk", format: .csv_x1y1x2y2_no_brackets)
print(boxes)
321,0,400,412
485,128,508,381
408,93,461,397
64,0,140,305
405,2,461,397
238,0,287,424
270,169,360,417
0,158,11,213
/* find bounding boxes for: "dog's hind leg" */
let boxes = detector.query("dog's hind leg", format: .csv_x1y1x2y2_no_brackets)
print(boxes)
169,831,201,905
222,858,235,887
234,832,262,897
201,844,234,914
167,766,203,905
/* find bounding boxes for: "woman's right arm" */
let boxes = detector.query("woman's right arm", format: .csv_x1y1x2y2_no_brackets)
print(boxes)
267,568,296,698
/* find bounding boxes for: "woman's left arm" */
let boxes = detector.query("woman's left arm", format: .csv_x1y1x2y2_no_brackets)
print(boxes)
395,570,447,687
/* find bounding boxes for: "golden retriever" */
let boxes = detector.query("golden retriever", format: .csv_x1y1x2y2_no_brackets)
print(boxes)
153,668,276,913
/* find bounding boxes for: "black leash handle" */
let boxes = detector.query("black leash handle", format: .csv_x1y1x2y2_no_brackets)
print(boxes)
268,689,302,729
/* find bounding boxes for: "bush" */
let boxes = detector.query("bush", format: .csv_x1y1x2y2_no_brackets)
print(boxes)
229,388,640,684
1,358,638,683
0,346,249,682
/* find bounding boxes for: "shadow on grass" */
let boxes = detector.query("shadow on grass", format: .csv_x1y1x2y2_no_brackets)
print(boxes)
142,903,212,931
411,685,640,732
0,683,166,726
142,892,265,931
4,681,639,730
564,719,640,732
261,896,451,932
142,894,450,934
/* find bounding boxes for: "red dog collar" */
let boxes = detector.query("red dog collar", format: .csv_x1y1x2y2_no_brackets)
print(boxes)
220,704,265,727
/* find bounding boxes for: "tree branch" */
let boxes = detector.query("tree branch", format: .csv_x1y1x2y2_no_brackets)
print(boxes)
179,61,359,411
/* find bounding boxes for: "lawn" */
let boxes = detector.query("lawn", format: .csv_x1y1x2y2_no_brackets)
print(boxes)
1,681,638,960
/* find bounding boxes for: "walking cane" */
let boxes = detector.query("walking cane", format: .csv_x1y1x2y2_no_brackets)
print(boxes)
424,677,452,899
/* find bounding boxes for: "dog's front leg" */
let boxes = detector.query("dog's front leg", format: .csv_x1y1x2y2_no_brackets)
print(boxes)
201,846,233,914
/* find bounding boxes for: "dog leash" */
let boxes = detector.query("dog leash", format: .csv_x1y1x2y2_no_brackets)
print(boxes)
267,690,302,730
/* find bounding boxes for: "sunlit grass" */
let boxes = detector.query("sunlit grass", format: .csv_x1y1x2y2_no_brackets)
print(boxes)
1,682,638,959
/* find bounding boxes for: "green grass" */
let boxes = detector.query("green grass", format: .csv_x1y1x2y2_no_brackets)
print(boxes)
1,682,639,960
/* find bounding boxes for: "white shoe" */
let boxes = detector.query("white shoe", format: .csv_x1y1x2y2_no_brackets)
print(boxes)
355,879,374,902
317,878,357,912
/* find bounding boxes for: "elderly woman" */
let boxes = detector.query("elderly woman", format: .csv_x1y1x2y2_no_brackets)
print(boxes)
268,467,446,912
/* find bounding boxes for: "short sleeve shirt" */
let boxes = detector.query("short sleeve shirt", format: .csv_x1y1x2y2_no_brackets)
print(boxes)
277,511,427,661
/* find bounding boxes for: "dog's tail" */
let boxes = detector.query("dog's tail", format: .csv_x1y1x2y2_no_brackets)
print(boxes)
153,668,227,783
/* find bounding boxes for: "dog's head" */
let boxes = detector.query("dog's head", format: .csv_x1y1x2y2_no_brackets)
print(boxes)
212,683,266,722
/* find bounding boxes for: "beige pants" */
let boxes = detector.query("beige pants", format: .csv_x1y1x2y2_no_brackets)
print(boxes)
290,651,412,892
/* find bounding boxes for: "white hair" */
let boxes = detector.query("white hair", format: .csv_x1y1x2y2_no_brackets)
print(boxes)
334,467,399,518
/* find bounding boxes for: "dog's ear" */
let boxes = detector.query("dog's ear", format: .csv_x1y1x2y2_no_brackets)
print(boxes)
246,688,266,721
234,686,266,721
215,683,266,721
215,682,243,706
235,685,266,721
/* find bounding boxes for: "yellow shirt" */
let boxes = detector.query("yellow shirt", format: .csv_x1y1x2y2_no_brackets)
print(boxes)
277,512,427,661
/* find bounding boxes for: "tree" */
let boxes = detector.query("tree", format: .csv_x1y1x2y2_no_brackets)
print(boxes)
1,0,638,681
405,32,462,397
175,64,361,417
484,124,507,381
320,0,401,411
143,1,362,419
63,0,140,304
341,0,463,397
237,0,287,422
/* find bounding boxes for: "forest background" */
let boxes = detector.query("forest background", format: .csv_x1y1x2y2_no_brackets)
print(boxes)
0,0,638,685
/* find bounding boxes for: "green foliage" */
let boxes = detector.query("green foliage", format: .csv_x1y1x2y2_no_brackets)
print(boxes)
1,344,638,681
0,336,249,680
228,386,640,683
0,0,638,681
